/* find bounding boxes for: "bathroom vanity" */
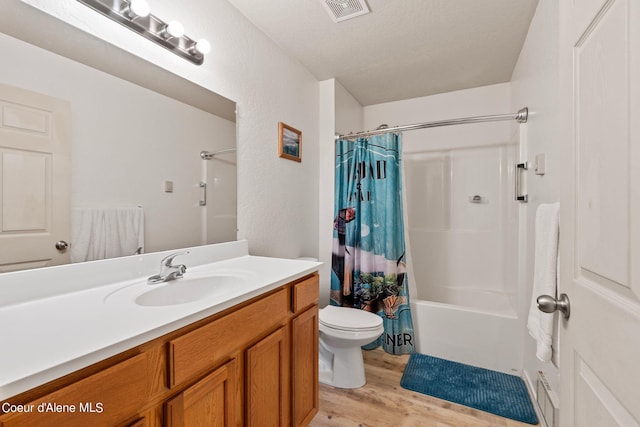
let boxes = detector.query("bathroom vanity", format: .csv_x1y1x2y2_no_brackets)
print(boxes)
0,241,320,426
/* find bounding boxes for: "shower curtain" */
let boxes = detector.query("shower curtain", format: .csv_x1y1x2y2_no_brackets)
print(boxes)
331,133,414,355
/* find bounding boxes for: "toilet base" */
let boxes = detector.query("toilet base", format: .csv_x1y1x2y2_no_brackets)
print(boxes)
318,339,367,389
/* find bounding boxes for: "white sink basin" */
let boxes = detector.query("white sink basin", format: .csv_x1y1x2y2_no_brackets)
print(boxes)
104,270,258,307
136,275,246,307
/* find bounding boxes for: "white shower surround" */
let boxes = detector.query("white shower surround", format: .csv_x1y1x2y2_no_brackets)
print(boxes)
404,143,520,374
404,144,518,314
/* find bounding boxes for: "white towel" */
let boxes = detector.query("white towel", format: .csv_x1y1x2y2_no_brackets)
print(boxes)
527,202,560,362
71,207,144,263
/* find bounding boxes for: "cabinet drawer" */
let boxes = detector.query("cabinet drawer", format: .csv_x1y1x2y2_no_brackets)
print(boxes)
0,353,149,427
292,274,319,313
168,289,288,387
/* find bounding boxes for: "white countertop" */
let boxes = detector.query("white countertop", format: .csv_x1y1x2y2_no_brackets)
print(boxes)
0,242,320,400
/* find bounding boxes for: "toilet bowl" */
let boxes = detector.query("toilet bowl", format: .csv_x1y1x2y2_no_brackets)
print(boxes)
318,305,384,389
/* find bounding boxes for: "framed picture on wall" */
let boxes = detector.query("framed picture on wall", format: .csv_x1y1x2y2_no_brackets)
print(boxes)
278,122,302,162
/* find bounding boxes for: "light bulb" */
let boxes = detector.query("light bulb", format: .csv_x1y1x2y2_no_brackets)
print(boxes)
165,21,184,38
128,0,150,18
194,39,211,55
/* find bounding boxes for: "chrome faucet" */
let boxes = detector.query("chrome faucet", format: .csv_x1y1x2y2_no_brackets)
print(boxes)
147,251,189,284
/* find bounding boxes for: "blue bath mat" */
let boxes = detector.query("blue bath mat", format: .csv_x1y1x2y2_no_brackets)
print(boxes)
400,353,538,425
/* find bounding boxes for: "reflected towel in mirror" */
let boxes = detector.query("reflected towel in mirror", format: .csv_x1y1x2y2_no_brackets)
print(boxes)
71,207,144,263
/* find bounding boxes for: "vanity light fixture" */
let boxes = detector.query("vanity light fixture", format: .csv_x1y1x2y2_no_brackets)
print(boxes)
191,39,211,55
162,21,185,39
127,0,150,19
77,0,210,65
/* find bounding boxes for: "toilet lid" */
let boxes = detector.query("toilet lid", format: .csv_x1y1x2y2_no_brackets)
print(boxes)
319,305,383,332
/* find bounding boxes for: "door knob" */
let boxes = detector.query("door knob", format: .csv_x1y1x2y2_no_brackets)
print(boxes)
55,240,69,251
537,293,570,319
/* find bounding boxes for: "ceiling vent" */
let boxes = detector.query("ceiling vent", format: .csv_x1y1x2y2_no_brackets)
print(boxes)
320,0,370,23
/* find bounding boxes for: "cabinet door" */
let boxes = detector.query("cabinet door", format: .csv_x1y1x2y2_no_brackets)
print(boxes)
245,326,289,427
165,359,238,427
0,353,149,427
291,306,319,427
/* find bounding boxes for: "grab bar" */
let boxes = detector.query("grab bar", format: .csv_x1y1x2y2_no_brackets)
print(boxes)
199,182,207,206
515,162,528,202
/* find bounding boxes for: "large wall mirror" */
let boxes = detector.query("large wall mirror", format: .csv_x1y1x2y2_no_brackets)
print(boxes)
0,2,237,273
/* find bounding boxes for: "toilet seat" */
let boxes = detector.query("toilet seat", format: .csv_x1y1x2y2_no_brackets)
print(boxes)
319,305,383,332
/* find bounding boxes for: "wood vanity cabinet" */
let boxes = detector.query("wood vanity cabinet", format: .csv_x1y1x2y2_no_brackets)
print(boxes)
0,273,319,427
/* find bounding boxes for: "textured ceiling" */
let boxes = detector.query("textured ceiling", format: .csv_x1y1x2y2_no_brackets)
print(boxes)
226,0,539,106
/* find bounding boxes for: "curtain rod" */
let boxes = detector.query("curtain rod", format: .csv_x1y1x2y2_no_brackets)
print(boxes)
335,107,528,141
200,148,236,160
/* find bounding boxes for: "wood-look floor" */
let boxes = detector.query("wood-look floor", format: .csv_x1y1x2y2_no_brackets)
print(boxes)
309,349,539,427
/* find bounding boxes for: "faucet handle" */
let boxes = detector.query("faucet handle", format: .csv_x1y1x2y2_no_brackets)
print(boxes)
161,251,190,266
177,264,187,276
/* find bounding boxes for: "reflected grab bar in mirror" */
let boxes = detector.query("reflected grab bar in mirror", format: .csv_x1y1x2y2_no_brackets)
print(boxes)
199,182,207,206
515,162,528,203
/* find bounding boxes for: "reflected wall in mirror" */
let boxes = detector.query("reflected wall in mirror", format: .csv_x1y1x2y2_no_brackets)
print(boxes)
0,4,237,273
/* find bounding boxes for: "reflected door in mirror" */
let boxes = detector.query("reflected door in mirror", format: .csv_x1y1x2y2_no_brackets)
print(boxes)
0,83,71,272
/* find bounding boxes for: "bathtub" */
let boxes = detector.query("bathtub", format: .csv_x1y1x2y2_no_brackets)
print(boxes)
411,289,521,375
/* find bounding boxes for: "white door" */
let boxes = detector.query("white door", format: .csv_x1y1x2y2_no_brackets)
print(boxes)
0,83,71,272
559,0,640,425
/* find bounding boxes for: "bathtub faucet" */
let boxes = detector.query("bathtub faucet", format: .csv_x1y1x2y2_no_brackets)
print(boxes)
147,251,189,284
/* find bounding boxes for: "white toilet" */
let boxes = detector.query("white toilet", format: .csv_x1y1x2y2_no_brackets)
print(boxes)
318,305,384,389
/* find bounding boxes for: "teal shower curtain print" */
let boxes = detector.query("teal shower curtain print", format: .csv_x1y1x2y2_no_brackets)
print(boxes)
331,133,414,355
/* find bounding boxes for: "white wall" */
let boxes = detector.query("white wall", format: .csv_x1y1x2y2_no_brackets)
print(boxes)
335,81,364,136
364,83,513,152
17,0,320,259
0,32,235,254
510,0,561,394
318,79,363,307
318,80,336,307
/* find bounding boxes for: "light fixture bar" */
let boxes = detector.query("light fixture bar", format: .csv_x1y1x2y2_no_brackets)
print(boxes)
77,0,207,65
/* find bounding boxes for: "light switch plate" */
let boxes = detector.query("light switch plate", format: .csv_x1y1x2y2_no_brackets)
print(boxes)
164,180,174,193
